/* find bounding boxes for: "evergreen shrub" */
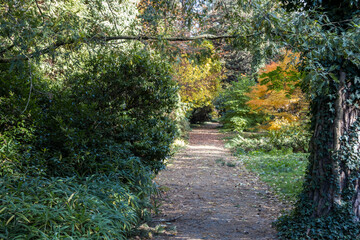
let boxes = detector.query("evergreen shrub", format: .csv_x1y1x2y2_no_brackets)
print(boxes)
0,50,177,238
229,123,310,153
215,76,265,132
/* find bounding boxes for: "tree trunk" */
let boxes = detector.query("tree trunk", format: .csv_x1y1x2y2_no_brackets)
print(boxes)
306,70,360,219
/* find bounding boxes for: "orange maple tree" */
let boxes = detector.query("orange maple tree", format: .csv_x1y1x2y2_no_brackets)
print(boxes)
246,52,309,130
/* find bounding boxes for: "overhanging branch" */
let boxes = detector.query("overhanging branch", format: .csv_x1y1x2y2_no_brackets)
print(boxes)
0,34,237,63
97,34,236,41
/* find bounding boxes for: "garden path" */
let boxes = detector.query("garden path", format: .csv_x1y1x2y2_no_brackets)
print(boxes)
150,122,285,240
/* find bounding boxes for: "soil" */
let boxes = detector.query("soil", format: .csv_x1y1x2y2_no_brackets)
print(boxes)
149,122,286,240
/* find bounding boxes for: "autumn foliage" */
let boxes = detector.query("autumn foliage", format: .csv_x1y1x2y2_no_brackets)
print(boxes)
171,41,224,121
246,52,308,130
174,58,222,108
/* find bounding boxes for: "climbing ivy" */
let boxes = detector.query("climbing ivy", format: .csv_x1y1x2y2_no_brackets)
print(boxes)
270,0,360,238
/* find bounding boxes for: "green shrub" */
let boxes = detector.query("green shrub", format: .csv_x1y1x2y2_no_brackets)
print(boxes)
228,122,311,154
229,116,248,132
0,50,178,238
215,75,266,131
1,51,177,177
171,96,191,139
268,122,311,152
227,134,274,153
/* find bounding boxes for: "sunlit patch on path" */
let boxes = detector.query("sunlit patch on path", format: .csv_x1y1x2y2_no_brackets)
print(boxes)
152,122,285,240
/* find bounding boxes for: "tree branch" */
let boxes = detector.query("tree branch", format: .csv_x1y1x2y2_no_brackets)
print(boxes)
99,34,237,41
0,34,237,63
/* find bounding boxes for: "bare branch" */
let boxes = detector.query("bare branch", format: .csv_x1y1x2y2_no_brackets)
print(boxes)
99,34,237,41
0,39,76,63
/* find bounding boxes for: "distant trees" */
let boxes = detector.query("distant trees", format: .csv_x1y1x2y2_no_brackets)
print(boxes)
215,75,263,132
172,42,223,123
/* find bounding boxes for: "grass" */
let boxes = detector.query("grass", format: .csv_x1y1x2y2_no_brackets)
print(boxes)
224,127,310,203
0,174,148,239
236,150,309,203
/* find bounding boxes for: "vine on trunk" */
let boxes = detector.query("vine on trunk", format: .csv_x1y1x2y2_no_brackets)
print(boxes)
275,70,360,239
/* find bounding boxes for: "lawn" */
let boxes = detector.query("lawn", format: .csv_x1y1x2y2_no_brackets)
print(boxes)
236,150,308,203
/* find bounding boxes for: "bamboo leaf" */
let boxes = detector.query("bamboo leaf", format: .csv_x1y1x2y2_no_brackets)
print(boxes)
6,215,15,225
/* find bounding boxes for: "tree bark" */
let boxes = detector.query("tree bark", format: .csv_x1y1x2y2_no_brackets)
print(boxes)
307,70,360,219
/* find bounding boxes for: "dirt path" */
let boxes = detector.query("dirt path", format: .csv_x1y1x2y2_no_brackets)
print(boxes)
151,123,285,240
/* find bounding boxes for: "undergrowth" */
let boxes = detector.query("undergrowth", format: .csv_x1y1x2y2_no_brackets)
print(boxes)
0,173,154,240
0,51,178,239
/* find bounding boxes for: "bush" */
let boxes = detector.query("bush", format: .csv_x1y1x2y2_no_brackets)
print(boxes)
229,116,249,132
268,122,311,152
227,134,274,153
215,76,266,131
1,51,177,177
0,50,178,238
171,96,191,139
228,122,311,153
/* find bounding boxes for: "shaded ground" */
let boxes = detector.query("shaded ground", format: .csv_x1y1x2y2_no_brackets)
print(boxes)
150,123,286,240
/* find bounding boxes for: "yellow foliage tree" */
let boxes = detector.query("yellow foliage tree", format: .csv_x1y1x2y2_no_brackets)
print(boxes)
172,44,223,111
246,52,309,130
